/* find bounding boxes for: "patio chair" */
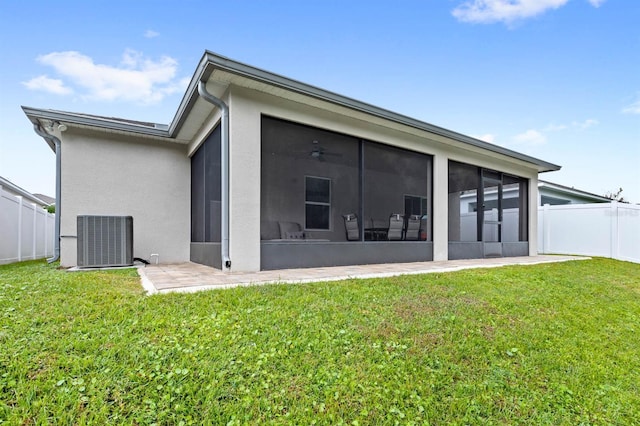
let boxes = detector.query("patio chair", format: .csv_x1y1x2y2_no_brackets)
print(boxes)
278,221,303,239
342,213,360,241
404,215,421,240
364,218,374,241
387,213,404,240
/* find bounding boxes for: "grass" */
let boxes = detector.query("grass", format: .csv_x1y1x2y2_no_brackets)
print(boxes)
0,258,639,425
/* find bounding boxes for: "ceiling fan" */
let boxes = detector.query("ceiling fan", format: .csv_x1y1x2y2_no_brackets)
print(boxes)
306,140,342,161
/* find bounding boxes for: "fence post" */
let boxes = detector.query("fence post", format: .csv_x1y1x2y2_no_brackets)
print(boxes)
17,196,23,262
44,211,48,258
32,203,37,260
610,201,619,261
542,203,550,254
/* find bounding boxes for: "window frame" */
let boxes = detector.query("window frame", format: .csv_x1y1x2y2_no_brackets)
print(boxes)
304,175,332,231
403,194,429,217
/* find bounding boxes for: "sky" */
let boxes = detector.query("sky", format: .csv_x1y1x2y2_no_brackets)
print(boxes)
1,0,638,202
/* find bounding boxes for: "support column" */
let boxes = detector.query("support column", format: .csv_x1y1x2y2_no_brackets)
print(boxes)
227,89,262,272
432,155,449,261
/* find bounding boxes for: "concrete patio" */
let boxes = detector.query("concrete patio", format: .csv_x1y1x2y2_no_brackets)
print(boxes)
138,255,587,294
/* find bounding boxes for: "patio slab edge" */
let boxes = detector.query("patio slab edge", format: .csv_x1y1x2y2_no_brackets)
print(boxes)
138,255,589,295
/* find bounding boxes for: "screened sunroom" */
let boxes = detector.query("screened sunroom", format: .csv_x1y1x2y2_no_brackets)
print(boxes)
259,116,433,270
448,160,529,259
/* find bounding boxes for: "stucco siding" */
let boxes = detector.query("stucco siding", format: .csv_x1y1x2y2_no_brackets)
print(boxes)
227,90,262,272
59,129,190,267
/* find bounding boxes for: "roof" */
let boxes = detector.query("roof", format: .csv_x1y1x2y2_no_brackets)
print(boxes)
33,193,56,205
539,180,610,202
21,107,169,139
23,50,561,172
0,176,50,206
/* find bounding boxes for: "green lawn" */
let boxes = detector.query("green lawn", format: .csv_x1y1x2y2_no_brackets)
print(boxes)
1,258,639,425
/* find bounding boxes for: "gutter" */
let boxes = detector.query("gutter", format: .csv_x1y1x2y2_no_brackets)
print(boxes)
197,81,231,270
21,106,169,138
32,124,61,263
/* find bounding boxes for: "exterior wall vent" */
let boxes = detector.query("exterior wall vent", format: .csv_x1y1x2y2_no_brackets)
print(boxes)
77,215,133,268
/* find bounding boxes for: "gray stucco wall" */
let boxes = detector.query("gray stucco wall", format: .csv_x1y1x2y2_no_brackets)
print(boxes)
59,128,190,267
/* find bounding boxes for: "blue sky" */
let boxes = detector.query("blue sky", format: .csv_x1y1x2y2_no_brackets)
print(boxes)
1,0,638,202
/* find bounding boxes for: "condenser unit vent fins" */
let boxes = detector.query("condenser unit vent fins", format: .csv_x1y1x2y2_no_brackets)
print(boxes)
77,215,133,268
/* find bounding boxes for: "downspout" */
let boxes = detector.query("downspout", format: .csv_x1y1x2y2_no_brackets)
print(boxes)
197,80,231,270
33,124,61,263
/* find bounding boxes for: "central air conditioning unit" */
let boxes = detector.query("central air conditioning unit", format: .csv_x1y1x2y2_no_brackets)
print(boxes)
77,215,134,268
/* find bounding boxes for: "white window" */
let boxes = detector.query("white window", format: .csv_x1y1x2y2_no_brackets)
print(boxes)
305,176,331,230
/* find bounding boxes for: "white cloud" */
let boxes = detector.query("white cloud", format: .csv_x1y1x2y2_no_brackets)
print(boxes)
144,30,159,38
543,123,568,132
472,133,497,143
22,75,73,95
572,118,598,129
587,0,606,7
622,96,640,115
32,49,186,104
543,119,598,132
513,129,547,146
452,0,568,24
452,0,605,25
472,119,598,152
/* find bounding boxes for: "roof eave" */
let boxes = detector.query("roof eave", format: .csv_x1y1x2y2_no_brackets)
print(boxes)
181,51,561,172
166,51,214,137
21,106,170,139
539,180,610,201
23,50,562,173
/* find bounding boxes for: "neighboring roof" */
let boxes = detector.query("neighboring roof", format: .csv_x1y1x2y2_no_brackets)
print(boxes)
539,180,610,202
23,50,561,173
33,193,56,205
0,176,49,206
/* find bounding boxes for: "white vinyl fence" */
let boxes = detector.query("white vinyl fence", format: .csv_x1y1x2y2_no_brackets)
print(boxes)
1,186,55,265
460,208,522,242
538,202,640,263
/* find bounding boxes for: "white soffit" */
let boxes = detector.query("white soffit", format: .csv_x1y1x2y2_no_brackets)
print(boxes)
174,79,228,143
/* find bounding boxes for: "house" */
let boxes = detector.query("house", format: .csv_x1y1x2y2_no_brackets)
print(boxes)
460,179,610,213
538,180,610,205
22,51,560,271
456,179,610,242
32,193,56,208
